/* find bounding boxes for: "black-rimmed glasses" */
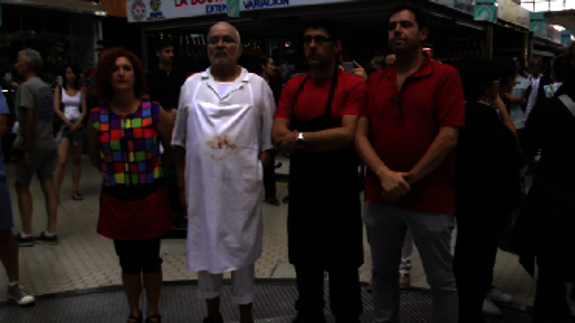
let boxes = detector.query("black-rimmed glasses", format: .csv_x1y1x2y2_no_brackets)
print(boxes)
208,37,240,47
303,36,333,45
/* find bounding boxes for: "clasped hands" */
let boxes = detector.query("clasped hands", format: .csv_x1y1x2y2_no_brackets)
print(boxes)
378,168,416,203
276,130,299,154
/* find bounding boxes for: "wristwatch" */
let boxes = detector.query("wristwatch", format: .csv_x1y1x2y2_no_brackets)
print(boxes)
296,132,305,148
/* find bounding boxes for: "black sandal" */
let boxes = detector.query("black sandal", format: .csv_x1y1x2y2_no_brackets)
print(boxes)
72,191,84,201
127,315,143,323
145,315,162,323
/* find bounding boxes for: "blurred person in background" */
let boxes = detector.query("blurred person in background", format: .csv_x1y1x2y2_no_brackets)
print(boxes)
508,57,530,140
90,48,174,323
252,54,281,206
454,57,525,322
514,43,575,323
54,64,87,203
147,39,188,117
0,78,36,306
13,49,60,247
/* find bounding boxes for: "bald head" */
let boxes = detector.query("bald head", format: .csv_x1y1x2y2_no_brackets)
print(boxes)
208,22,241,44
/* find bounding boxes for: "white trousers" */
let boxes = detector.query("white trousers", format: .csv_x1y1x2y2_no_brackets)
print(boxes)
198,265,255,305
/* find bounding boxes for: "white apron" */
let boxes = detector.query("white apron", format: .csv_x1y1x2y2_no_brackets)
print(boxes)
173,68,275,273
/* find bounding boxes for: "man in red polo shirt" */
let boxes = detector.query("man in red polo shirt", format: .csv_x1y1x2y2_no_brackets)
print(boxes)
273,20,365,323
356,5,464,323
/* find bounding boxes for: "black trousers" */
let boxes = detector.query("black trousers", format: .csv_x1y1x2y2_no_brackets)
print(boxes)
263,154,277,200
114,238,162,275
453,212,508,323
294,264,362,321
534,257,573,322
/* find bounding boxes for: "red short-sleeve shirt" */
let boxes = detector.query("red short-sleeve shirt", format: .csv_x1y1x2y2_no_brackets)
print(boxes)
365,56,465,214
276,70,366,124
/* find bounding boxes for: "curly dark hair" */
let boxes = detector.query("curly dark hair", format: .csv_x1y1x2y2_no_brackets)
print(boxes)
96,48,146,101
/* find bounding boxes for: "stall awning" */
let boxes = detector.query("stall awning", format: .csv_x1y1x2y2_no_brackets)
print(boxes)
1,0,107,16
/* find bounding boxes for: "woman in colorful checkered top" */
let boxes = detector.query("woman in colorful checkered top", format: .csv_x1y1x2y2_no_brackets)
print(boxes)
88,48,174,323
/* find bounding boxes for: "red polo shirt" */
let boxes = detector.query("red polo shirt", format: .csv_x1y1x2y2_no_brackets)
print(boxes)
365,55,465,214
276,70,366,124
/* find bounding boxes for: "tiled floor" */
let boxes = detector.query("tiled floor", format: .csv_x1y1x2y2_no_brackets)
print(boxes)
0,159,573,313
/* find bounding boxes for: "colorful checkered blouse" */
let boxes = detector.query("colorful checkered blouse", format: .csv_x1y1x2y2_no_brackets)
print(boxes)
91,101,163,187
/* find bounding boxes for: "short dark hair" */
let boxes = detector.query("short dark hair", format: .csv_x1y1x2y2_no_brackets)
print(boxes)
493,57,518,87
304,19,340,41
62,64,82,90
460,58,500,101
96,48,147,101
388,5,429,31
533,56,543,63
251,55,270,76
156,39,174,53
96,39,114,49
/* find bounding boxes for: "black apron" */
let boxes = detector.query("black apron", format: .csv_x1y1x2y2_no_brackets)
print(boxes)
287,71,364,269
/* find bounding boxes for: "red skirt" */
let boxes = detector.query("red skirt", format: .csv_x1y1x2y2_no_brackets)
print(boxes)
99,182,173,241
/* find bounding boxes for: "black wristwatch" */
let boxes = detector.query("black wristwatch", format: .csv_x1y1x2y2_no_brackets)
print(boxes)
296,132,305,149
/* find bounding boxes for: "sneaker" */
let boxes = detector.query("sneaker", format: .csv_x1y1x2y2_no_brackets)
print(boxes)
488,287,513,304
8,283,36,306
399,274,411,290
37,231,59,245
266,197,281,206
15,233,35,247
482,298,503,317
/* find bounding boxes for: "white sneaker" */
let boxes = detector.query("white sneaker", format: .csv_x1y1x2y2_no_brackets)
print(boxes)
488,287,514,304
8,283,36,306
483,298,503,317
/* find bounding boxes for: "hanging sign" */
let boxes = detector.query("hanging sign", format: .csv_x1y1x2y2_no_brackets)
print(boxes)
227,0,241,17
474,0,497,23
127,0,355,23
562,30,573,46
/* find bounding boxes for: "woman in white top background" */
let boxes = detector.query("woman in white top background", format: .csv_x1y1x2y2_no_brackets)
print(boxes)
54,64,87,202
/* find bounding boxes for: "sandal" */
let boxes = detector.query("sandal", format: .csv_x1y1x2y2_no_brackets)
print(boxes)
72,191,84,201
127,315,143,323
145,315,162,323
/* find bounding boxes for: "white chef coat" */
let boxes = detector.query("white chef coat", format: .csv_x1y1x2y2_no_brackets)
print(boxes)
172,67,276,274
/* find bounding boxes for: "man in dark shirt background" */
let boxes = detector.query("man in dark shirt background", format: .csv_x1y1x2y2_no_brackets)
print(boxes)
148,39,188,115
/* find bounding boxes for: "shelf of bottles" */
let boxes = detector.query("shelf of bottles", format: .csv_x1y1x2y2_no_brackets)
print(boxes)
146,31,273,74
434,37,484,70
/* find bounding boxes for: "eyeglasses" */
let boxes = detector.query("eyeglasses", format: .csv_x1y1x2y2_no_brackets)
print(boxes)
390,93,405,120
303,36,333,45
208,37,240,47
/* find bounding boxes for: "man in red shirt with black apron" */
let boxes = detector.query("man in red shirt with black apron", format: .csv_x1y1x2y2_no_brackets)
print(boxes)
273,20,366,323
356,5,465,323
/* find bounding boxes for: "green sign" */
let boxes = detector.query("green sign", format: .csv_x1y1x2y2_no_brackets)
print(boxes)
475,5,496,22
227,0,241,18
530,13,546,36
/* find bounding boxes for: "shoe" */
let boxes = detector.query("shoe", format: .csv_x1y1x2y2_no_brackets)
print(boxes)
145,315,162,323
399,274,411,290
37,232,59,245
8,283,36,306
283,196,289,204
266,197,281,206
488,287,513,304
15,233,35,247
203,316,224,323
292,313,326,323
482,298,503,317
